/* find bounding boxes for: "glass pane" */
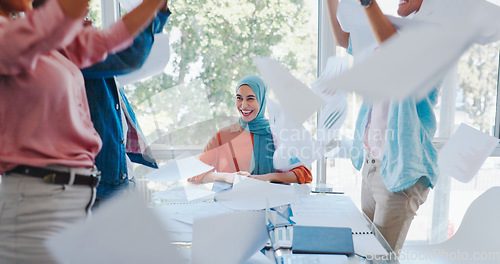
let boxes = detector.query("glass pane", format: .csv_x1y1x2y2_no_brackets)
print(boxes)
87,0,103,29
122,1,318,185
454,42,500,136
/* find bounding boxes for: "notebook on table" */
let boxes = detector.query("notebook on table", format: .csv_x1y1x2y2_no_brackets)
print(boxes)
291,226,354,256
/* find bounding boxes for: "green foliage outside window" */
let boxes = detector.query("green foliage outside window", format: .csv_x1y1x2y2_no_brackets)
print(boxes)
122,0,318,148
458,42,500,134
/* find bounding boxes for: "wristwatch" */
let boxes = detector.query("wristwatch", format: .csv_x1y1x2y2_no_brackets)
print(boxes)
359,0,372,7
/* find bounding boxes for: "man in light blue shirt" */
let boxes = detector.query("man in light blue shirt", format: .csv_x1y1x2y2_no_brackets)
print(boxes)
327,0,439,253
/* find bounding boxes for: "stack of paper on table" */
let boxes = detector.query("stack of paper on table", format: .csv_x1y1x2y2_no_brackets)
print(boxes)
215,177,297,210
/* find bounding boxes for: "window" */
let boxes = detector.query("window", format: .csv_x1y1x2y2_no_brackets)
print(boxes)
118,1,319,183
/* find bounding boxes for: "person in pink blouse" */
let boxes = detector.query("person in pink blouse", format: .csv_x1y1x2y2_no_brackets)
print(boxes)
0,0,168,262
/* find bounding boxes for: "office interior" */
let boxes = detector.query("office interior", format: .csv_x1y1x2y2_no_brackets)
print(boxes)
2,0,500,262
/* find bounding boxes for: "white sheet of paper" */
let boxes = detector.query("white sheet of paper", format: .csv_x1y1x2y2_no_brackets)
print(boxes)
145,156,214,182
117,0,142,12
311,56,349,145
281,254,348,264
116,33,170,86
191,210,269,264
412,0,500,45
153,201,234,226
45,192,185,264
267,99,323,170
438,123,499,183
326,18,475,102
254,57,325,126
323,0,500,102
352,234,388,256
311,56,350,93
337,0,377,62
215,177,297,210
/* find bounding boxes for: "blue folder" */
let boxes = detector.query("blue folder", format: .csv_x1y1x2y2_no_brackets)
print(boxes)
292,226,355,256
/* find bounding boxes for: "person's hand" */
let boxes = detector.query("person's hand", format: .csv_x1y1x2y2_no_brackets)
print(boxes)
236,171,251,177
248,173,273,182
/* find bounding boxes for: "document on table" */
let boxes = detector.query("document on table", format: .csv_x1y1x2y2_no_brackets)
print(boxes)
336,0,377,63
152,201,234,226
192,210,269,264
438,123,500,183
46,192,185,264
215,177,297,210
281,254,348,264
145,156,214,182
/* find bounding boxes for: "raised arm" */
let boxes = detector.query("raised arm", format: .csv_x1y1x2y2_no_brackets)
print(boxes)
121,0,166,38
360,0,397,43
60,0,168,69
81,7,171,78
56,0,89,19
0,0,89,75
326,0,350,49
249,165,312,184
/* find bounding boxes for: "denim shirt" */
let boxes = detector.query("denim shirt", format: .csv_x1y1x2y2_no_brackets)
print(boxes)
81,10,170,199
351,86,441,192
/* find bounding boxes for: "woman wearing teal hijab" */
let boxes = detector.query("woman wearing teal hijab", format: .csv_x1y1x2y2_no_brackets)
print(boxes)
188,75,312,184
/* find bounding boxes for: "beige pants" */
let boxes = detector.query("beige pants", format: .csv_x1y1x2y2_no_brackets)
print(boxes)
361,154,430,254
0,172,95,264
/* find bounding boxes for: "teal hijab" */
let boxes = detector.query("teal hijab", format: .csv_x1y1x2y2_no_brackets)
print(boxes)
236,75,276,175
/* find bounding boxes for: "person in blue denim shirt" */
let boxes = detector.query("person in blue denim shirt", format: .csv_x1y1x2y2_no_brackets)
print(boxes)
81,1,170,204
327,0,440,253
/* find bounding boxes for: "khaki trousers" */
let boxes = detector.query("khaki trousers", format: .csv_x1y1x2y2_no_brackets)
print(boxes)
0,173,95,264
361,154,430,254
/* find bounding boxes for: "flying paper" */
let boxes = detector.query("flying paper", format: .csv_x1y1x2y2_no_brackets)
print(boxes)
191,211,269,264
116,33,170,86
46,192,185,264
145,155,214,182
267,98,322,170
254,57,325,126
215,177,297,210
438,123,499,183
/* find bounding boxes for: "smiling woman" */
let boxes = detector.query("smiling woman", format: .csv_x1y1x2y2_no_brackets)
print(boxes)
236,85,259,123
187,75,313,185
